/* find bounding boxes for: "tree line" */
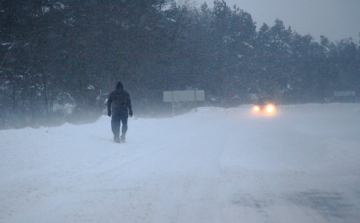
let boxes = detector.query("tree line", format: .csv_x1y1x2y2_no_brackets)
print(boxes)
1,0,359,129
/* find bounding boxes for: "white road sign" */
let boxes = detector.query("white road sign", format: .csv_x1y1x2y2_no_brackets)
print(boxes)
163,90,205,102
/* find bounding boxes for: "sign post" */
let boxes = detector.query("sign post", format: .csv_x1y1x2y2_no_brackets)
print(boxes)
194,89,197,112
171,91,175,117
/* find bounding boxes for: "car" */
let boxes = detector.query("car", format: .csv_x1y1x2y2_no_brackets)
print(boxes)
252,97,277,114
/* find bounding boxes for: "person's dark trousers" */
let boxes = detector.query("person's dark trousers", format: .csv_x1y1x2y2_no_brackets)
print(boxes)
111,111,128,140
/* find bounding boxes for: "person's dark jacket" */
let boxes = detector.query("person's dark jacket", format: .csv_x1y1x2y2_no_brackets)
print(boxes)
107,82,133,117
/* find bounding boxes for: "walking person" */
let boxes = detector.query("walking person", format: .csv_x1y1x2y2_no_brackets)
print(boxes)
107,81,133,143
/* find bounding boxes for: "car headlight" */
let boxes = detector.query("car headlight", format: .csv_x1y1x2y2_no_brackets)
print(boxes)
253,105,260,112
265,104,275,113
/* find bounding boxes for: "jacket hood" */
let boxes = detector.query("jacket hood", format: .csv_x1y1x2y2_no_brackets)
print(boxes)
116,81,124,90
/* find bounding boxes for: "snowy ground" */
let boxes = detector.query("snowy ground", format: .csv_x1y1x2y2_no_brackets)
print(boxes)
1,103,360,223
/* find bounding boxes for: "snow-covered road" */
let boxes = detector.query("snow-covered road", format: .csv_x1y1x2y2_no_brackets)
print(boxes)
1,104,360,223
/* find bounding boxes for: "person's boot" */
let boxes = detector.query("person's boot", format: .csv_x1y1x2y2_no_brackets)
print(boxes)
121,135,126,143
114,136,121,143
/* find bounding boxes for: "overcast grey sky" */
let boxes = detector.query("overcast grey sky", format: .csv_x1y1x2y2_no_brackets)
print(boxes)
194,0,360,43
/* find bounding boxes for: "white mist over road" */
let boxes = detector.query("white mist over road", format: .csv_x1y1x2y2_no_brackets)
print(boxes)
1,103,360,223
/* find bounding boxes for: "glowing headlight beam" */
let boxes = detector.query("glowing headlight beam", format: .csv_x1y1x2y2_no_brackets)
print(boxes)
266,105,275,113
